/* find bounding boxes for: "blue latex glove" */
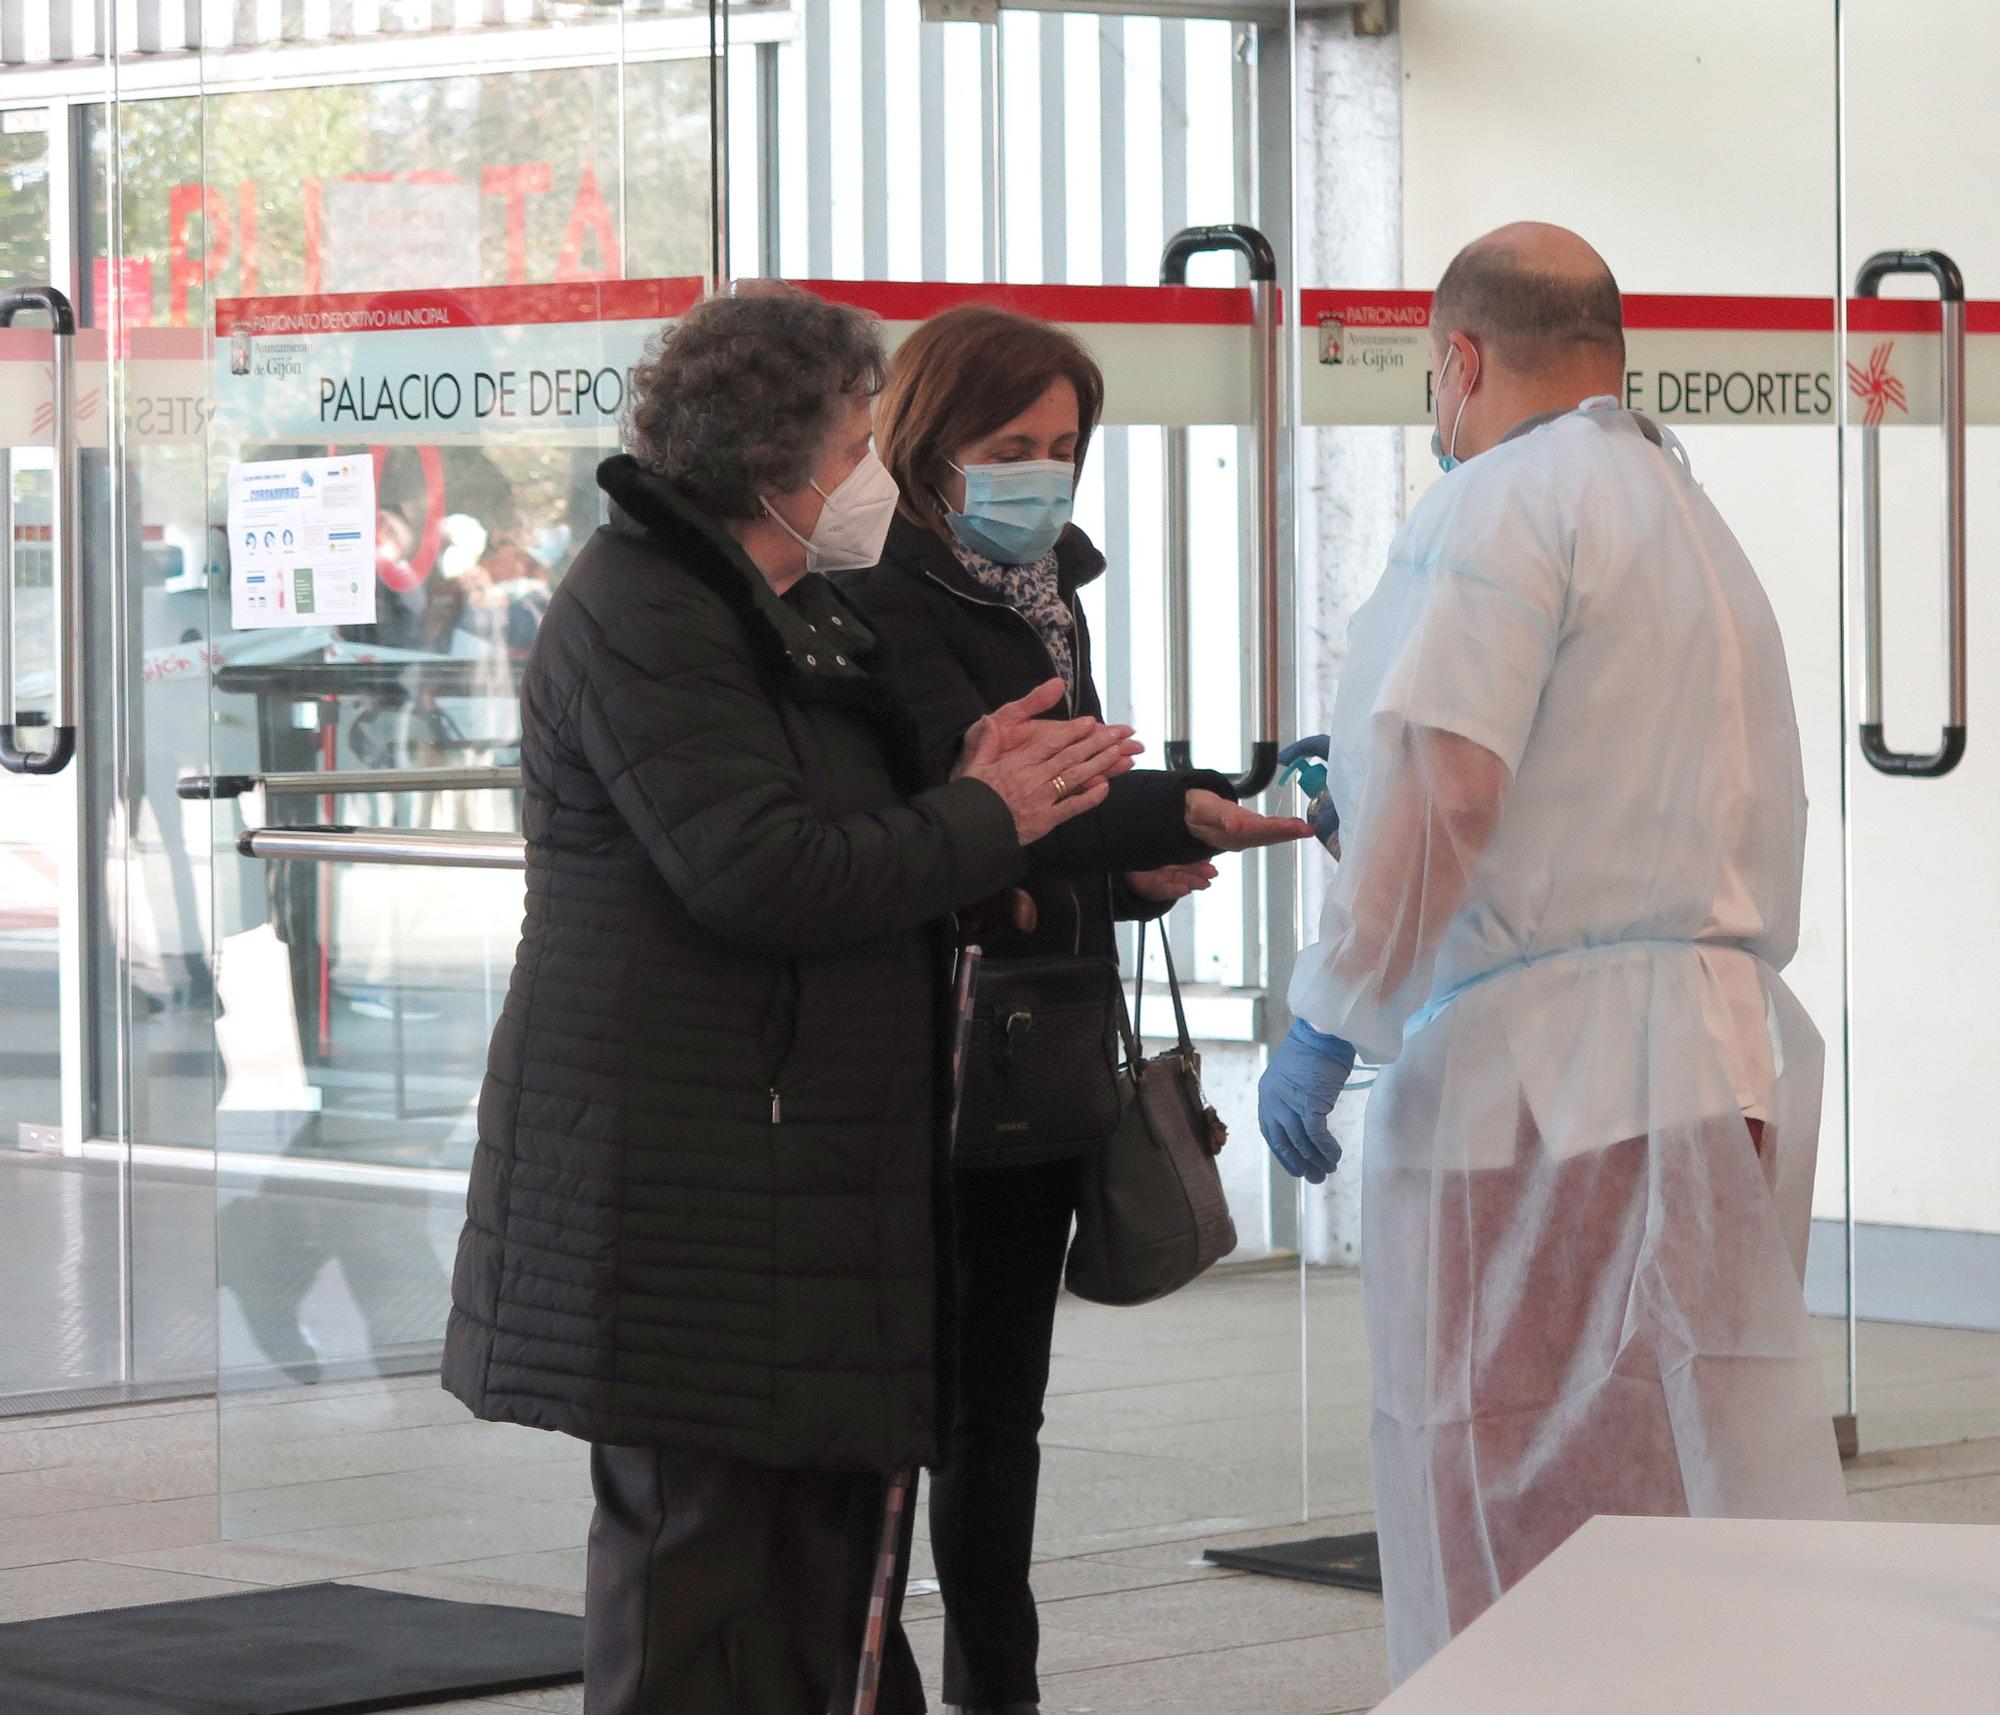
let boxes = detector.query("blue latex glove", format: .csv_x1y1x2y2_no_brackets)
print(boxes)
1257,1018,1357,1184
1276,734,1340,847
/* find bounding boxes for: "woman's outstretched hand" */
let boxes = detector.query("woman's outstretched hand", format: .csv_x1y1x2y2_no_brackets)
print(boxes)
954,678,1143,846
1184,788,1313,852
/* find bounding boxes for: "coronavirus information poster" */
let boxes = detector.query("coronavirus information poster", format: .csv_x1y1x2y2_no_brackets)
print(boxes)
227,455,376,630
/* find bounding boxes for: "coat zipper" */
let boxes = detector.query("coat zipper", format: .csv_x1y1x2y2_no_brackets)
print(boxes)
767,957,801,1125
913,562,1091,954
910,563,1079,718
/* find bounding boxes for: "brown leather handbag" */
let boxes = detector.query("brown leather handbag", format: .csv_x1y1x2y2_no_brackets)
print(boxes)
1064,919,1237,1306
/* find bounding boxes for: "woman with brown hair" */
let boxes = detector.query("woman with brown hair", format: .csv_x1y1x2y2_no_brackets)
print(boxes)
837,304,1308,1715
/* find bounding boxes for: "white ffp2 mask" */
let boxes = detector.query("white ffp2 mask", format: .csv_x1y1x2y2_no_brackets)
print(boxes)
764,449,902,574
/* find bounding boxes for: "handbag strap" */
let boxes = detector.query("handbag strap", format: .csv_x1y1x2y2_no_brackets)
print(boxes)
1115,923,1144,1066
1157,922,1196,1056
1117,915,1196,1062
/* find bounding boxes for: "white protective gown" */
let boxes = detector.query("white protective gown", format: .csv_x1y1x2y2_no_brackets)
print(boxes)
1291,400,1847,1683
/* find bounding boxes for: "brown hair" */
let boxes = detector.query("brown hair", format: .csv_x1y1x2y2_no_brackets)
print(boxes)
874,304,1105,529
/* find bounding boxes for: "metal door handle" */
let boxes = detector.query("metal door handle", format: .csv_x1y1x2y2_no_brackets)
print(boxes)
0,286,79,776
182,764,524,800
239,825,527,869
1159,225,1280,798
1855,249,1967,778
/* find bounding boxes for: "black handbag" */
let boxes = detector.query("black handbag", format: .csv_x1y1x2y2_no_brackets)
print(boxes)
952,954,1123,1167
1064,919,1237,1306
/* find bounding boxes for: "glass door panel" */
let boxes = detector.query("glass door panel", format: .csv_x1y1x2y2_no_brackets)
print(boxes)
1293,0,1852,1517
0,103,66,1161
0,97,96,1406
81,90,223,1399
767,1,1313,1564
197,1,720,1587
1840,0,2000,1450
2,59,215,1410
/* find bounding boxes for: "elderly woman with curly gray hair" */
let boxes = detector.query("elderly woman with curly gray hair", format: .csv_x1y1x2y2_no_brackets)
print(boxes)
441,286,1138,1715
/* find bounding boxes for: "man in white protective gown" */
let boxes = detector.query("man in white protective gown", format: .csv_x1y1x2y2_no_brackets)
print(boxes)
1258,223,1848,1683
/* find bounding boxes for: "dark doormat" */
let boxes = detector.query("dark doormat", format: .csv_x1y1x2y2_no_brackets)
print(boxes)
0,1581,584,1715
1203,1531,1384,1594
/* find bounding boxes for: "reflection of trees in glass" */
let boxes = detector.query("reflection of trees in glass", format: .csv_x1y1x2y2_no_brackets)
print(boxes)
94,58,715,590
620,58,715,280
0,129,52,284
96,58,714,329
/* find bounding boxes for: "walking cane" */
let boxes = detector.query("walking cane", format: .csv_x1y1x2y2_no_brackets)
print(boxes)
853,941,983,1715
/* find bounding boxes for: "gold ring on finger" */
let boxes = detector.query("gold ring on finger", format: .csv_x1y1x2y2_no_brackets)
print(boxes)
1051,775,1068,801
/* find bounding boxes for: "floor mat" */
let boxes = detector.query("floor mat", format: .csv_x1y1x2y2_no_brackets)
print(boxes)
1202,1531,1385,1594
0,1581,583,1715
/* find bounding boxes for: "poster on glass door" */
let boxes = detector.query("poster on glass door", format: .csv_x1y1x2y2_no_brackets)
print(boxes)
226,454,377,630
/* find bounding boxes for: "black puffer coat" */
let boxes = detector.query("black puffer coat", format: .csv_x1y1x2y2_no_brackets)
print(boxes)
837,516,1233,1167
441,457,1024,1470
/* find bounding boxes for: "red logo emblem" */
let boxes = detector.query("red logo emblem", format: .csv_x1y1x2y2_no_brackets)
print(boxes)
30,367,100,439
1848,341,1909,428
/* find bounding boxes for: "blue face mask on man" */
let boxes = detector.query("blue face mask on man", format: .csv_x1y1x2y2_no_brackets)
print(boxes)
943,459,1075,565
1430,344,1473,474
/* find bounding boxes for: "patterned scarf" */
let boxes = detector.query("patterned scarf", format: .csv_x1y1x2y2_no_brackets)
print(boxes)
947,536,1075,693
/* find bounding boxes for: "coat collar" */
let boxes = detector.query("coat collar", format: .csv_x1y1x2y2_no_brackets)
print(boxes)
597,454,881,692
595,455,929,791
881,512,1106,608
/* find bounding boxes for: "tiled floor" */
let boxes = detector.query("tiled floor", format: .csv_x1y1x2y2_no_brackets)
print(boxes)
3,1267,1999,1714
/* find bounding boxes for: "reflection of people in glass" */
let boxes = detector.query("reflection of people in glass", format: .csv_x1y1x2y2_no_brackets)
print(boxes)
441,288,1136,1715
216,432,558,1053
218,1170,450,1386
80,451,214,1035
365,502,429,650
425,516,552,662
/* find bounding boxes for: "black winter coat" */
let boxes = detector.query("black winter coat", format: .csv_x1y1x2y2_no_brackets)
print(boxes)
837,516,1234,1165
441,457,1024,1471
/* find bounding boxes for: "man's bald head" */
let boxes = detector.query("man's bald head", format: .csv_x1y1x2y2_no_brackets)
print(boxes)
1432,223,1625,376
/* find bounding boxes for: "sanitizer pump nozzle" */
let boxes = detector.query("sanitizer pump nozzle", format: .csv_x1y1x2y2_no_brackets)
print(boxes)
1279,757,1340,858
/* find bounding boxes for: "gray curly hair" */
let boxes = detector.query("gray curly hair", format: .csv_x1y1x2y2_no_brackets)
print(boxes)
624,287,887,520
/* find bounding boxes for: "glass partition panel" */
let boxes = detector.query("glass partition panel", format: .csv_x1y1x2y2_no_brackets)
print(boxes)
758,1,1313,1574
1839,0,2000,1451
198,2,720,1593
0,102,81,1411
1290,0,1852,1550
0,55,213,1415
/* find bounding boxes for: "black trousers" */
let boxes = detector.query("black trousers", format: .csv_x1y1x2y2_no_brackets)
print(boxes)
585,1442,924,1715
928,1154,1087,1708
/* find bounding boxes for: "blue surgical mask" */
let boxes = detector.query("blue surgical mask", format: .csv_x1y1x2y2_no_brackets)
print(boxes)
943,459,1075,565
1430,345,1472,473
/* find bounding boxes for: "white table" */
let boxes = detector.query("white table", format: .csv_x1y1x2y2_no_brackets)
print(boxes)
1379,1515,2000,1713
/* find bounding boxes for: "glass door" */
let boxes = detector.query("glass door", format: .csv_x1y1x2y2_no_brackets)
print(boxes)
1291,0,1856,1506
774,0,1314,1566
185,0,1317,1622
1,38,218,1412
192,0,726,1582
0,98,95,1411
1839,0,2000,1450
